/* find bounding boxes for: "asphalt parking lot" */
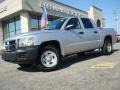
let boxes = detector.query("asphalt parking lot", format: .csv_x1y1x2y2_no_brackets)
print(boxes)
0,43,120,90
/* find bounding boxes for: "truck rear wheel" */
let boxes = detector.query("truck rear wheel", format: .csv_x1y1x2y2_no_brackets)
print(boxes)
37,45,62,71
102,39,113,55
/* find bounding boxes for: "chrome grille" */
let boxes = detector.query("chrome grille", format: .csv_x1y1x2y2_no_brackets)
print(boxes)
5,40,16,51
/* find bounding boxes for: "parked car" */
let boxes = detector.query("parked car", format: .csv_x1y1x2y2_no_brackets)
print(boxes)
117,35,120,42
2,17,117,71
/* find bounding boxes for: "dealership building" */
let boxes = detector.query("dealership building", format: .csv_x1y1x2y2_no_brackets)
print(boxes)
0,0,104,50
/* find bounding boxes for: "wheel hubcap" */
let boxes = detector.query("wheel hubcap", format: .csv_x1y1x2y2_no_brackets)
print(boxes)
41,51,58,68
107,43,112,53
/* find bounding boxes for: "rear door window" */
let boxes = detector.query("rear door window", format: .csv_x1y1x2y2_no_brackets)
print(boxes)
81,18,94,29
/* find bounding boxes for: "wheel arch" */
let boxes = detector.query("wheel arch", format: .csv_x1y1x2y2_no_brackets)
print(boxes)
104,35,112,42
39,40,64,56
102,35,113,55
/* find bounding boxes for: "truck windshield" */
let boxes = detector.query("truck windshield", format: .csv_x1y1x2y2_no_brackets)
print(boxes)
42,18,66,30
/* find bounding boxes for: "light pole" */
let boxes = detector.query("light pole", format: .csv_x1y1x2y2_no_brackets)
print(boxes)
113,10,119,34
114,16,119,33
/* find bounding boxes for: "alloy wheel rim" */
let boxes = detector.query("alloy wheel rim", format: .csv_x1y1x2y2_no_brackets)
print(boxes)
41,51,58,68
107,43,112,53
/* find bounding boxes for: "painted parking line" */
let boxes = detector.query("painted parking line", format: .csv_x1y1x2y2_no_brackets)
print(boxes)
91,62,118,69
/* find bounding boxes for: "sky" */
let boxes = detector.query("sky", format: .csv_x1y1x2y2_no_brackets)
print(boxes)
56,0,120,30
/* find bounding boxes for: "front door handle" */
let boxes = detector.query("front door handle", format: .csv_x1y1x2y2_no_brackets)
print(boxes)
94,31,98,34
79,32,84,34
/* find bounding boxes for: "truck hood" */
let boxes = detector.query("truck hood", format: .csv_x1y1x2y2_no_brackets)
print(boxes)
5,30,60,42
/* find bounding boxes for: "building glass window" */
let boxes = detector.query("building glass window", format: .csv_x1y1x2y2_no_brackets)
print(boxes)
3,16,21,39
30,14,58,30
31,15,40,30
30,15,58,30
15,17,21,35
9,19,15,37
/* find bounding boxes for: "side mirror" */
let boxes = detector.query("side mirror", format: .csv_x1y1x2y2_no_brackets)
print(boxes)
65,24,74,30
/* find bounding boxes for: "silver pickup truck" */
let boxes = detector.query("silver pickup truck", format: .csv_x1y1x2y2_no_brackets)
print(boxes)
2,17,117,71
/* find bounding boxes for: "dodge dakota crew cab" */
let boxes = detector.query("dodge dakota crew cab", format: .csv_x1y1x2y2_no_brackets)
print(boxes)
2,17,117,71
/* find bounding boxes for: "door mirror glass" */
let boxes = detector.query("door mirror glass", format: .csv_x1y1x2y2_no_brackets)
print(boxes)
65,18,82,30
65,24,74,30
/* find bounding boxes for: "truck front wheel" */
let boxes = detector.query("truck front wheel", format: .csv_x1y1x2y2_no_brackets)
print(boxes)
37,45,62,71
102,39,113,55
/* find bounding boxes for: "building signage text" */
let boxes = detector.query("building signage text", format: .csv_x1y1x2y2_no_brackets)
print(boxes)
0,5,7,13
41,2,81,17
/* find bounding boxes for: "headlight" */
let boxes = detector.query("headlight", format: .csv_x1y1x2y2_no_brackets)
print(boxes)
19,37,34,47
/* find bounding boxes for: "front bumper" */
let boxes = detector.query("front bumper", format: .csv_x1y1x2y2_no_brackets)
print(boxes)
2,46,39,64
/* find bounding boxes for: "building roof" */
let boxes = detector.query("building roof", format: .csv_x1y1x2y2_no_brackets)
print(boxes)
92,5,102,11
0,0,5,3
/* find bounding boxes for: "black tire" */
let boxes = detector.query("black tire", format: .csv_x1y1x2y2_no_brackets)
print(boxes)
77,52,85,56
19,64,32,68
102,39,113,55
37,45,62,71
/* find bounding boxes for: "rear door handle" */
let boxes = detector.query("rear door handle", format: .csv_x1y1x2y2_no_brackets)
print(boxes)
79,32,84,34
94,31,98,34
